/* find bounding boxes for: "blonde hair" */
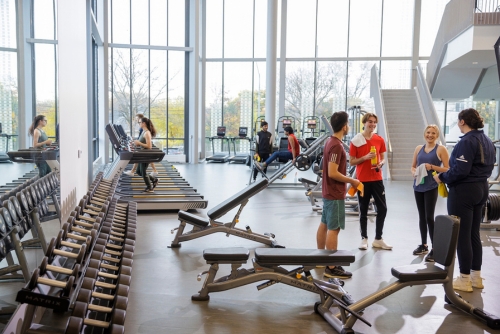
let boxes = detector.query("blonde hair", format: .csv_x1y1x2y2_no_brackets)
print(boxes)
361,113,378,124
423,124,440,137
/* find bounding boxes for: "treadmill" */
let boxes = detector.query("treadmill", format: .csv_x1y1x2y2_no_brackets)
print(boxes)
0,123,12,163
228,127,251,164
206,126,230,163
7,148,60,179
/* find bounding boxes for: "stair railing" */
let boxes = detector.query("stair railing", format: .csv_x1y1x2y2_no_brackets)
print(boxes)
370,64,392,180
416,64,446,146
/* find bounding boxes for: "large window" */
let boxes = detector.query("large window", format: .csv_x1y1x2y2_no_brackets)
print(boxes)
109,0,187,154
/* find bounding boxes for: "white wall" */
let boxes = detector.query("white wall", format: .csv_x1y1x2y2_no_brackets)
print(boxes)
57,0,90,222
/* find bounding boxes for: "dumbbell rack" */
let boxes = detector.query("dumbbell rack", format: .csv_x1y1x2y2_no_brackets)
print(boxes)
3,172,136,334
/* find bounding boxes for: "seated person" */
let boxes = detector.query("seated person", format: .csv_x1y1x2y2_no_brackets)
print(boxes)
255,126,299,171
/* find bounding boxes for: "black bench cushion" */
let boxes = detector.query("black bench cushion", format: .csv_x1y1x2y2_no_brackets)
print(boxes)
255,248,355,266
391,263,448,282
203,247,250,262
178,210,209,227
433,215,459,267
207,179,268,220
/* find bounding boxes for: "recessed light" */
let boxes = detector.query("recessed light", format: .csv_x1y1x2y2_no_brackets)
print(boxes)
473,62,478,64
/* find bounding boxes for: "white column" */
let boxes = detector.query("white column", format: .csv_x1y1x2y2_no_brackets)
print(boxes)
188,0,201,163
265,0,278,136
57,0,90,222
411,0,422,87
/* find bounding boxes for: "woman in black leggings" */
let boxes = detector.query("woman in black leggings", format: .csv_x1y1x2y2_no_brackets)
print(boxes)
434,108,495,292
411,124,449,262
134,117,159,192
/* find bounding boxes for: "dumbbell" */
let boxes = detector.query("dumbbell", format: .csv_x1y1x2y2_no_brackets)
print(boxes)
82,272,131,295
65,310,125,334
101,226,136,241
103,220,136,234
55,230,92,252
66,217,100,236
39,256,80,278
62,221,98,245
95,238,135,254
91,250,133,269
88,259,132,278
28,268,74,297
98,231,135,247
46,237,87,264
93,244,133,260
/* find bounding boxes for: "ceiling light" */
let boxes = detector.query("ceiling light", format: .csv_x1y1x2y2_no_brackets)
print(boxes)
472,62,478,64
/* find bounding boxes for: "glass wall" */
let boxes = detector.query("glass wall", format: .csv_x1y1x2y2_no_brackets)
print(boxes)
109,0,187,154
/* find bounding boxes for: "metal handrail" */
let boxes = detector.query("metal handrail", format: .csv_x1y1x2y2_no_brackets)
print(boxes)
370,64,392,180
416,64,446,146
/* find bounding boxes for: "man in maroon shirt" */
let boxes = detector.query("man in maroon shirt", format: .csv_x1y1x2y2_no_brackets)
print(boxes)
318,111,360,279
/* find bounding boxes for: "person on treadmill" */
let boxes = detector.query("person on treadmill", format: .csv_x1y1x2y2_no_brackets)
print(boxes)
253,121,273,180
124,113,159,177
255,126,299,171
134,117,159,193
28,115,53,177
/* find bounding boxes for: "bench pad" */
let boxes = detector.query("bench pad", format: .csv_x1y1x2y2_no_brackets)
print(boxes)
204,247,250,262
255,248,355,266
391,263,448,282
178,210,209,227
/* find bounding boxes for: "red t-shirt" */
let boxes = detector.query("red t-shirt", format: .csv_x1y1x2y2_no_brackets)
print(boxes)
288,134,300,157
322,136,347,200
349,134,386,182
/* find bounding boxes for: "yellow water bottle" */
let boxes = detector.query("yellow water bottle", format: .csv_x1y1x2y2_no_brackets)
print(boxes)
370,146,377,167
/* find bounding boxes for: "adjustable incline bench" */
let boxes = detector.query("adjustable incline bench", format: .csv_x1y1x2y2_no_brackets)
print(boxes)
314,215,500,333
192,247,355,303
171,179,281,247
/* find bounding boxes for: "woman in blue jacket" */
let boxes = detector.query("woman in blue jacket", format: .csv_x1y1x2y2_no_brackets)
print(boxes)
434,108,495,292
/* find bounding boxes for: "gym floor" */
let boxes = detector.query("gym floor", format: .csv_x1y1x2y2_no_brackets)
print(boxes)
1,161,500,333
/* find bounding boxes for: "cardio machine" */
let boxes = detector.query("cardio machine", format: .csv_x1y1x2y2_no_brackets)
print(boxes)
228,127,251,164
0,122,13,163
206,126,230,163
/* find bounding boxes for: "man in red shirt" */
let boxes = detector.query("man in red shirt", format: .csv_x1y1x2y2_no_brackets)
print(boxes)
255,126,299,171
318,111,360,278
349,113,392,250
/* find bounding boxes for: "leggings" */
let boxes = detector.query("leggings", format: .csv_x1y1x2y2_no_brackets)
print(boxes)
36,162,52,177
136,162,154,189
357,180,387,240
447,181,488,275
414,188,438,246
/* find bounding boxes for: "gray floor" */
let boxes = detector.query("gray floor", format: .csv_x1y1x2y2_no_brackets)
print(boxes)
1,161,500,333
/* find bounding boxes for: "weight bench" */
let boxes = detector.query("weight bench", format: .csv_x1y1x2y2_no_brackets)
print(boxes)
170,179,281,247
192,247,355,303
315,215,500,333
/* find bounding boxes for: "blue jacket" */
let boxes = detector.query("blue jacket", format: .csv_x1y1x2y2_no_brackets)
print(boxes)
439,130,495,187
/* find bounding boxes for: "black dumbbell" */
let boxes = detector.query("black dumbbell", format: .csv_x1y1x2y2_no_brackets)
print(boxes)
101,226,136,241
65,312,124,334
28,268,74,297
66,217,100,236
62,221,98,245
91,250,133,268
71,296,127,321
46,237,87,264
39,257,80,278
81,274,130,298
93,244,133,260
88,259,132,278
95,237,135,253
102,221,136,235
55,230,92,253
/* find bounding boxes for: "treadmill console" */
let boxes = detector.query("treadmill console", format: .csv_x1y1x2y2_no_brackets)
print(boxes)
282,119,292,128
216,126,226,137
238,127,248,138
307,120,317,129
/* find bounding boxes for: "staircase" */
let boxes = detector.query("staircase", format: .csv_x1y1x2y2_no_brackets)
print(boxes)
382,89,426,181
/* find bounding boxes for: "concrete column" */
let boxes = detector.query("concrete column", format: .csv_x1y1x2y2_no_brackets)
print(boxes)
411,0,422,87
188,0,201,163
265,0,278,136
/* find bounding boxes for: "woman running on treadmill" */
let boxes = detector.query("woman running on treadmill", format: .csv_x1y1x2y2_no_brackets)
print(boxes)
124,113,159,177
134,117,159,193
28,115,53,177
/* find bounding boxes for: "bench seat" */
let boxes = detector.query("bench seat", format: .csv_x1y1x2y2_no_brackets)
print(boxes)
178,210,209,228
255,248,355,266
391,263,448,282
203,247,250,262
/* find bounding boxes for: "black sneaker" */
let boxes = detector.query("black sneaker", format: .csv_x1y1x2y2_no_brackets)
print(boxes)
324,266,352,279
152,178,159,189
425,249,435,262
142,187,154,193
413,244,428,255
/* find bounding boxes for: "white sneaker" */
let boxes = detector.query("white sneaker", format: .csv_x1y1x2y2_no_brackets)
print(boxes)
358,238,368,250
150,172,159,177
372,238,393,250
471,271,484,289
453,275,473,292
123,171,134,176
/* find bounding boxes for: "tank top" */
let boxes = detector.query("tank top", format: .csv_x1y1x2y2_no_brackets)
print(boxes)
37,128,48,148
413,144,442,192
138,130,149,145
287,134,300,155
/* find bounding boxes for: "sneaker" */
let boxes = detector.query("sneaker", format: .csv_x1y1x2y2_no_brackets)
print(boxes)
372,238,393,250
152,178,159,189
359,238,368,250
142,187,154,193
413,244,429,255
124,170,134,176
453,275,473,292
254,162,265,172
150,172,159,177
471,271,484,289
424,249,435,262
324,266,352,279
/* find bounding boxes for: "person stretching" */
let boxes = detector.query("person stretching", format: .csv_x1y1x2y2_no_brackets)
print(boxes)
255,126,299,172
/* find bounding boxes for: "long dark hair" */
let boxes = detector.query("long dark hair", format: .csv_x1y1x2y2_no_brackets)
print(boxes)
459,108,484,130
28,115,46,136
141,117,156,137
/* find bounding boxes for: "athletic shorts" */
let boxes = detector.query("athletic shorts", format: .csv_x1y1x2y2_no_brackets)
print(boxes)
321,199,345,230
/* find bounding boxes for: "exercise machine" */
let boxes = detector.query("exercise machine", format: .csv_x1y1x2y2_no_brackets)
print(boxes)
0,122,13,163
7,148,60,179
206,126,230,163
228,127,251,164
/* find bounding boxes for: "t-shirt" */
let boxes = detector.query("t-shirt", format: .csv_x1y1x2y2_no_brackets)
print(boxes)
349,134,386,182
322,136,347,200
288,134,300,156
256,131,273,154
